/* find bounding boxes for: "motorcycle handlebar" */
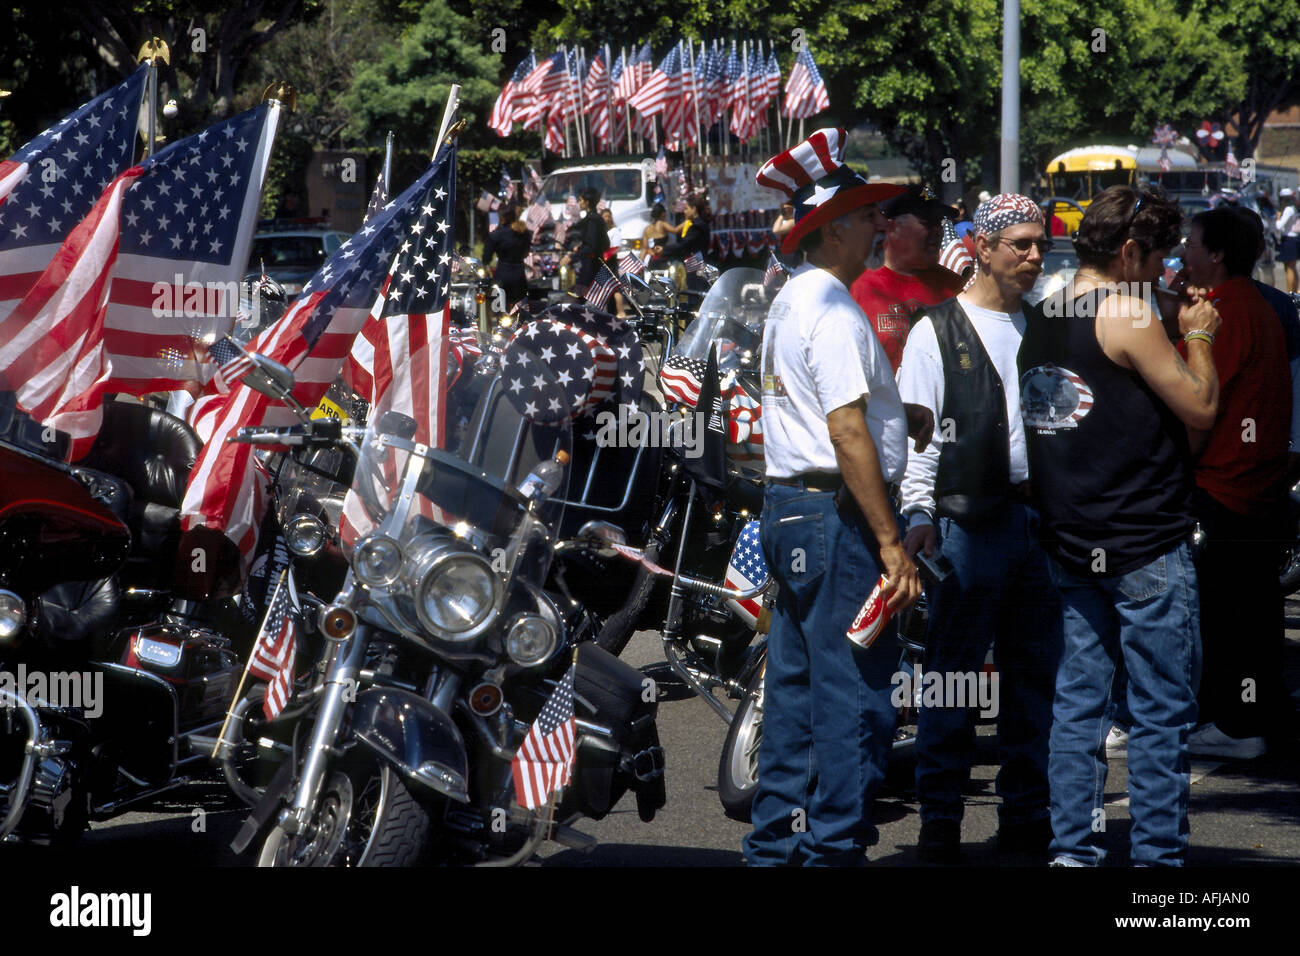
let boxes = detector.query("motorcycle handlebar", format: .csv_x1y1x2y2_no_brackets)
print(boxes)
227,418,347,447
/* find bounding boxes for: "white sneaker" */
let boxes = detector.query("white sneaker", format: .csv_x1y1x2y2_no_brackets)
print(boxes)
1187,723,1266,760
1104,725,1129,756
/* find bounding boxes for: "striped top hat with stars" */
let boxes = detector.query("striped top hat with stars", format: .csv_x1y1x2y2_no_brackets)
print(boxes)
756,127,906,255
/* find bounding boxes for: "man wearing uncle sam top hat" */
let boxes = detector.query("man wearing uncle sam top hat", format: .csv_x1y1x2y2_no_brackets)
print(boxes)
746,128,931,866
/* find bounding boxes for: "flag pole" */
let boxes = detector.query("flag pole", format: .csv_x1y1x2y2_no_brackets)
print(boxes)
135,37,170,160
383,130,393,193
689,39,704,157
623,45,634,154
435,84,461,158
210,568,288,760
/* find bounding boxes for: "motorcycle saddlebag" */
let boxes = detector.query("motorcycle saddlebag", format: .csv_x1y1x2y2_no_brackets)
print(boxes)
563,643,665,822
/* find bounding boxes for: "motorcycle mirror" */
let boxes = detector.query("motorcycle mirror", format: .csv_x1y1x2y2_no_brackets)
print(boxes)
700,264,720,284
648,276,675,298
244,352,297,399
622,273,653,308
376,410,418,440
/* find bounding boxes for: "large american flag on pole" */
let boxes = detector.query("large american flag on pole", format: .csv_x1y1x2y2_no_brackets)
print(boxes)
0,101,279,460
346,144,456,453
248,566,301,721
511,665,577,810
180,146,457,567
0,64,149,325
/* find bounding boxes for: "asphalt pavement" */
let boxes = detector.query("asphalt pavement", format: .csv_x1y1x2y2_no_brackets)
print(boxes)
35,598,1300,869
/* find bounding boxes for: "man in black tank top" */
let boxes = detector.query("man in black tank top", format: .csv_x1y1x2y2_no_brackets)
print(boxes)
1018,186,1222,866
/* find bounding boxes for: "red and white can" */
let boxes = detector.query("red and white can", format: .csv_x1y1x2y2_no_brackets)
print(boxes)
846,574,894,649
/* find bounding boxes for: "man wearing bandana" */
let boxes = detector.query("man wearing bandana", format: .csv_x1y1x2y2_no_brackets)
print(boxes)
896,194,1063,863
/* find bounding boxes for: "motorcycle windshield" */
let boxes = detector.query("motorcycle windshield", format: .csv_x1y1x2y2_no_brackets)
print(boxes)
346,342,573,597
675,267,772,377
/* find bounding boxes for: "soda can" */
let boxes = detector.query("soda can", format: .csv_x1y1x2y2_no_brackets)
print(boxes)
846,574,894,649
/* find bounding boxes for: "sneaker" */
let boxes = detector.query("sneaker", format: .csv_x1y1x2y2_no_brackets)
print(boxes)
1049,855,1088,867
917,819,962,864
1187,722,1266,760
1104,725,1129,756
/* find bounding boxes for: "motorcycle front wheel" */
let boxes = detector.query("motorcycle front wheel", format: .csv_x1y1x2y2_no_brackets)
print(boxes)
717,665,763,822
257,759,430,867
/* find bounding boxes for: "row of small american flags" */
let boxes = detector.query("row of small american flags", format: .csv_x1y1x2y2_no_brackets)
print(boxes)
490,38,831,154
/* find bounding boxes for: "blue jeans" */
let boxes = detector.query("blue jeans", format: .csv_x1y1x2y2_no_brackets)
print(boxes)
743,484,899,866
1047,542,1201,866
915,503,1061,828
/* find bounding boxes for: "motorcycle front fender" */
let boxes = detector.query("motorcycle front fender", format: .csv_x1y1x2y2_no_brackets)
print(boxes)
349,687,470,803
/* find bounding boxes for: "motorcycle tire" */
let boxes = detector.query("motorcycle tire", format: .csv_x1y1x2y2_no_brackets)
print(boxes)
257,761,430,867
717,664,763,822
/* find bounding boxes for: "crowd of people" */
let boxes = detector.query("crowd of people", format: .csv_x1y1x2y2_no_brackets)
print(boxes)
748,126,1295,867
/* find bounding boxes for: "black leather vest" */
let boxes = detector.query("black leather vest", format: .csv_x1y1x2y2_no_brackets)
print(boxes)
928,299,1012,520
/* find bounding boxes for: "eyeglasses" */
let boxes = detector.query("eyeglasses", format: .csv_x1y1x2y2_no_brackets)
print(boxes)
998,236,1054,257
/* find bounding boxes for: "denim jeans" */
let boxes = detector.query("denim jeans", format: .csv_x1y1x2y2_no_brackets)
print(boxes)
743,484,899,866
915,502,1062,829
1047,542,1201,866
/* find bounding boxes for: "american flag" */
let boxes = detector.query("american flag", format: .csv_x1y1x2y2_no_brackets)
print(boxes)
660,352,706,405
763,252,787,288
0,101,279,460
683,250,705,273
724,519,769,627
629,44,680,120
1226,144,1240,179
0,64,148,326
619,247,645,277
704,41,727,128
584,260,622,313
511,665,577,810
180,148,456,567
728,43,755,142
248,567,301,720
747,44,771,123
207,334,255,386
508,314,618,418
939,218,974,277
525,197,552,234
584,50,611,148
490,53,535,137
723,371,764,467
519,52,566,132
522,164,543,203
783,46,831,119
363,166,388,224
765,48,782,103
616,42,653,104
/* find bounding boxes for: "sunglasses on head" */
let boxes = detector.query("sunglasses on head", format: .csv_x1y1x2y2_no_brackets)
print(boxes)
998,236,1054,256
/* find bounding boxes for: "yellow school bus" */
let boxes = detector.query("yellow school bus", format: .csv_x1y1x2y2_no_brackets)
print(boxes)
1044,146,1138,232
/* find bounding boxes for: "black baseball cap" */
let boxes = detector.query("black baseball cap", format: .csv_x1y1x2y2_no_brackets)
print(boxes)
880,183,960,222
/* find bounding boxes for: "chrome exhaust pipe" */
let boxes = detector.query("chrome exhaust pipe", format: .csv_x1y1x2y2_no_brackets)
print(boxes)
0,688,42,842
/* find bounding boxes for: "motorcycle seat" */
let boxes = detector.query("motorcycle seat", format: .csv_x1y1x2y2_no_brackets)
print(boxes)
79,399,202,587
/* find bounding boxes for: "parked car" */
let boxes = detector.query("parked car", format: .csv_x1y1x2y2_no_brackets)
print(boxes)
247,226,351,295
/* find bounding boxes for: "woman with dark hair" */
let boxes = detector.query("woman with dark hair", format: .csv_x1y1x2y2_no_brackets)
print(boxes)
664,193,712,289
560,187,609,291
642,202,681,264
482,201,530,309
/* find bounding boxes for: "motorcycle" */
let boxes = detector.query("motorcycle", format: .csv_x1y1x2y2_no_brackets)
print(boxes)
227,340,666,866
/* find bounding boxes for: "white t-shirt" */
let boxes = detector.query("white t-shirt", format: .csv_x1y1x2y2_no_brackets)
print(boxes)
760,265,908,481
897,296,1030,526
1278,205,1299,238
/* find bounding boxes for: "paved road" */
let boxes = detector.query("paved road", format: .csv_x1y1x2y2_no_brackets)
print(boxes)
30,600,1300,868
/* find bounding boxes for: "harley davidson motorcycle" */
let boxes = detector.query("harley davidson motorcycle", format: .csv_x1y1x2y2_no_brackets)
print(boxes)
226,342,666,866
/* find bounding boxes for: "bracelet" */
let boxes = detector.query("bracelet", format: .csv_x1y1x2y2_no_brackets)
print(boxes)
1183,329,1215,346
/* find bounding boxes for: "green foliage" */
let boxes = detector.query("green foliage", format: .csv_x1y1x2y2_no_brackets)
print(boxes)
341,0,503,152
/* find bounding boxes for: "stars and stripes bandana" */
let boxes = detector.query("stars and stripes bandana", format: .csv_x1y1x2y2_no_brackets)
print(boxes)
972,193,1044,237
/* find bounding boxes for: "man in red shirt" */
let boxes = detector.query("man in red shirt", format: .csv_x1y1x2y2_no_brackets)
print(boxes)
1178,207,1292,759
851,184,966,372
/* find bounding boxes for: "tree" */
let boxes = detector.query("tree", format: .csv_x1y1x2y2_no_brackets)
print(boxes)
341,0,503,152
1187,0,1300,158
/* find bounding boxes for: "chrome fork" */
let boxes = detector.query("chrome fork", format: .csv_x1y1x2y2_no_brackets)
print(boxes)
280,625,369,835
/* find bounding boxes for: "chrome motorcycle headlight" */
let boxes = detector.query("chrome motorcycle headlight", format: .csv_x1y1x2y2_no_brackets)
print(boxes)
505,615,557,667
285,514,327,557
0,590,26,643
410,543,498,640
353,535,403,588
